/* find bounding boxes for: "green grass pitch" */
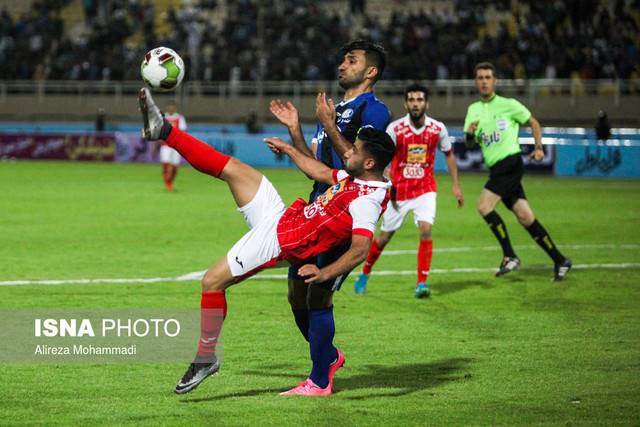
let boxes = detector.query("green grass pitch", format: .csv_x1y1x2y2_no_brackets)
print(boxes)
1,160,639,426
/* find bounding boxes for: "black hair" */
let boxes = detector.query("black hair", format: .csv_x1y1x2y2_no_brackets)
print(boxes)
404,83,429,101
474,62,496,77
357,127,395,172
340,39,387,82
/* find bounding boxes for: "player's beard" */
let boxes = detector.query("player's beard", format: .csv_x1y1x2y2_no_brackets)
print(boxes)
409,107,426,125
344,161,364,177
338,69,366,90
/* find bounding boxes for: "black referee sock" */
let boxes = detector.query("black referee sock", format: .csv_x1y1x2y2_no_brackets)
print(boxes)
483,211,517,258
526,219,565,264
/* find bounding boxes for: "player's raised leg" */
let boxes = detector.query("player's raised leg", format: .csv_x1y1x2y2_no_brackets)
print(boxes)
139,87,262,207
478,188,520,276
512,199,572,281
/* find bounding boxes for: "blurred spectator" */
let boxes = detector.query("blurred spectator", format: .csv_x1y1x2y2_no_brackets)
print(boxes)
245,110,263,134
95,108,106,131
0,0,638,82
595,110,611,141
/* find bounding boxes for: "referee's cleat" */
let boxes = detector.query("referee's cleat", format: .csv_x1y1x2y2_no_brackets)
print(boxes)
138,87,164,140
354,273,369,295
415,282,431,298
554,258,572,281
496,256,521,277
174,357,220,394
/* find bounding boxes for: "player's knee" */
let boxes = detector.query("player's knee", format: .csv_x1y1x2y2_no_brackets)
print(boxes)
306,287,332,309
477,203,492,217
201,271,226,292
516,211,535,226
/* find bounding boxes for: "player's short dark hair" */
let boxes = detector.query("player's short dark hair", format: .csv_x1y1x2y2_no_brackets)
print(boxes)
357,127,395,172
474,62,496,78
404,83,429,101
340,40,387,83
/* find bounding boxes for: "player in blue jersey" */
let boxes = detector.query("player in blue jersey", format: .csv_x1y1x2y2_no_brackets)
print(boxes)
269,40,391,395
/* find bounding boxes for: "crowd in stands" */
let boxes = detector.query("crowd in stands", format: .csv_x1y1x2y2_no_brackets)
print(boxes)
0,0,638,82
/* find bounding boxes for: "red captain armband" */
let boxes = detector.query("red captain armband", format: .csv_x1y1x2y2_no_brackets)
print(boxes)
352,228,374,239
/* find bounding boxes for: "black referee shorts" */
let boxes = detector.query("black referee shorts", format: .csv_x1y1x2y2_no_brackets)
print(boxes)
484,153,526,210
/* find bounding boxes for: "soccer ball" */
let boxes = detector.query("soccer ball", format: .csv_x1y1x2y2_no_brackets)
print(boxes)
140,47,185,91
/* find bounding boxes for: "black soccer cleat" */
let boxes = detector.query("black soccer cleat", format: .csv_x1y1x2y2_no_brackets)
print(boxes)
496,257,521,277
174,357,220,394
554,258,572,282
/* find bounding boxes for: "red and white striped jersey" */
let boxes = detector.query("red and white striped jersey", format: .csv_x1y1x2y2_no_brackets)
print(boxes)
277,170,390,265
386,114,452,201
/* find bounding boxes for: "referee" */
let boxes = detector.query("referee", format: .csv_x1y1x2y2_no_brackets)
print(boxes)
463,62,571,281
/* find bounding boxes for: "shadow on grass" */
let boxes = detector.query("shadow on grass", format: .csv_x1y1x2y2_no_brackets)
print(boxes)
499,264,557,283
434,279,494,296
180,357,473,402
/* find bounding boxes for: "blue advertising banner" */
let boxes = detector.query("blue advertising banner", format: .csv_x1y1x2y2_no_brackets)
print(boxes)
555,141,640,177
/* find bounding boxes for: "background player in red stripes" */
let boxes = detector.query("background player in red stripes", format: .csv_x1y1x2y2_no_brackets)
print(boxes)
158,100,187,191
354,83,464,298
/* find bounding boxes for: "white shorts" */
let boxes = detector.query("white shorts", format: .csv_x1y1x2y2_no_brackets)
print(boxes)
380,192,436,232
226,176,287,278
159,145,182,165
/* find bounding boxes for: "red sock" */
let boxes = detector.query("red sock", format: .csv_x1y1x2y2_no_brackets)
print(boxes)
362,239,383,275
196,291,227,361
162,163,170,184
165,127,230,177
417,239,433,283
170,165,178,182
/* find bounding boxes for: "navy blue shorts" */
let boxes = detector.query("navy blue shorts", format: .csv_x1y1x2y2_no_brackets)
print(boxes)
287,241,353,291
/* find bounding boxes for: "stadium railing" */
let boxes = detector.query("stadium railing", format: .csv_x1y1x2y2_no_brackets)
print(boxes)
0,79,636,107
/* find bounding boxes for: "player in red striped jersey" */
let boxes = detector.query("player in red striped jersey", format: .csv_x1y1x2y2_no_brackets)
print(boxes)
354,84,464,298
139,86,394,395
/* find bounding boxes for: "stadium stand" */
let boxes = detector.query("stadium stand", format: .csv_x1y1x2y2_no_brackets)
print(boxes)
1,0,638,81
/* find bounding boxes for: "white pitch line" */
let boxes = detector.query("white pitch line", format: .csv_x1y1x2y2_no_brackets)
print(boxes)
384,243,640,255
1,263,639,286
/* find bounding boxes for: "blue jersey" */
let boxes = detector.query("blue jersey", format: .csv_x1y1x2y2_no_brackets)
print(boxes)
310,92,391,199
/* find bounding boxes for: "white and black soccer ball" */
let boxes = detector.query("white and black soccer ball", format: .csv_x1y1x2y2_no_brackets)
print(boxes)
140,47,185,91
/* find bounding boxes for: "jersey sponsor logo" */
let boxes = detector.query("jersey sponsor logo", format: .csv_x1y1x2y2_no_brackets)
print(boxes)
407,144,427,163
480,131,502,146
340,108,354,119
317,181,345,206
402,164,426,179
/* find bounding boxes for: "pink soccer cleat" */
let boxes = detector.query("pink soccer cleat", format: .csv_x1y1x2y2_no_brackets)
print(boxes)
279,379,332,396
328,349,345,387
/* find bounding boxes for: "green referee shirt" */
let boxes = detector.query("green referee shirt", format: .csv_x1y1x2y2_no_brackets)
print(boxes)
463,94,532,167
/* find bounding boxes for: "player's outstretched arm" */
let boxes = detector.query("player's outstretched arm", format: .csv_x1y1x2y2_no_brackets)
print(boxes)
264,137,333,184
298,235,371,284
269,99,313,157
444,150,464,208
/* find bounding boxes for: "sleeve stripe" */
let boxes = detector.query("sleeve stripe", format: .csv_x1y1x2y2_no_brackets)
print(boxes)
352,228,374,239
